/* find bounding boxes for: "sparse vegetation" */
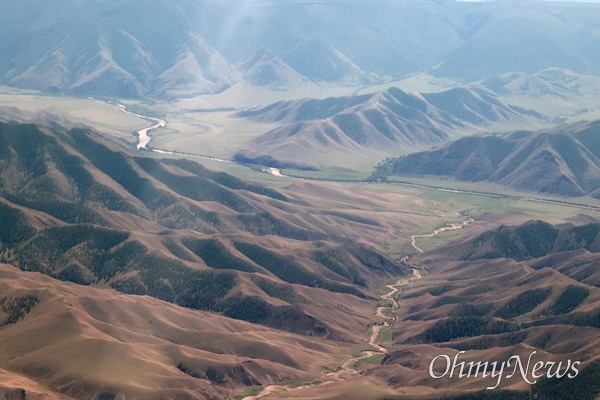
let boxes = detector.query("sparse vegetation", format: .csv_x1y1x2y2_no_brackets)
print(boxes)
451,303,494,317
547,285,590,315
254,277,296,303
177,362,202,379
237,211,320,240
494,288,552,319
206,366,224,384
378,325,392,343
234,241,364,297
0,202,35,248
232,386,263,400
182,238,255,272
0,294,39,325
135,157,253,212
313,249,366,286
423,317,520,343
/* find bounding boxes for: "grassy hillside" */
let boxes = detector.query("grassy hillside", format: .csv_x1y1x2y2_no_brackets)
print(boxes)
368,220,600,394
458,220,599,261
374,120,600,198
0,264,351,399
0,121,409,340
235,87,539,170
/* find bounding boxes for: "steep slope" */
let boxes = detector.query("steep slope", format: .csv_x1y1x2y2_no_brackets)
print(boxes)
375,120,600,197
369,220,600,393
0,122,409,341
0,264,349,399
234,87,538,170
1,1,597,99
421,88,524,125
427,220,600,263
240,47,307,89
0,3,238,99
470,69,597,99
283,37,376,85
432,4,598,82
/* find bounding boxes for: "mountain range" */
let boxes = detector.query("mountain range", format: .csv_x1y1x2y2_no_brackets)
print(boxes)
470,68,600,100
372,219,600,397
1,120,599,397
434,219,600,267
373,120,600,198
1,1,598,99
234,217,600,398
234,87,541,170
0,120,420,397
0,121,411,339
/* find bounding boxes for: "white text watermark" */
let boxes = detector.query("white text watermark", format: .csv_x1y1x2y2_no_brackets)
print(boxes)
429,351,580,389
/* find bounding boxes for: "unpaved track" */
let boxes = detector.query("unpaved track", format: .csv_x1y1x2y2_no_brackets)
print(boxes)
244,268,422,399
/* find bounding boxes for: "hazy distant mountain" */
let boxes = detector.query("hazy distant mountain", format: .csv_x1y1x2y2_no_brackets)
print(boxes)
431,4,599,81
235,87,539,169
374,120,600,197
1,1,597,99
241,46,307,88
469,68,600,99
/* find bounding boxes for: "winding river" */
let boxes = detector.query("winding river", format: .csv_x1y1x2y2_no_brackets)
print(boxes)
114,103,598,212
116,104,166,149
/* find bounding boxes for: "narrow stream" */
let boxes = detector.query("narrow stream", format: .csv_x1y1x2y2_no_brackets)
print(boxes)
243,269,422,400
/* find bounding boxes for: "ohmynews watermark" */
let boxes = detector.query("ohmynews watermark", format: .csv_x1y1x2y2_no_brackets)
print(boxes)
429,351,580,390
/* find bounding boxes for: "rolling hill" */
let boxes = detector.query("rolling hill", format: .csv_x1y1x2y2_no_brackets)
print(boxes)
470,69,599,100
235,87,538,170
1,1,597,99
371,220,600,394
0,263,351,399
2,121,599,398
0,120,420,397
422,219,600,266
0,121,410,341
373,120,600,198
